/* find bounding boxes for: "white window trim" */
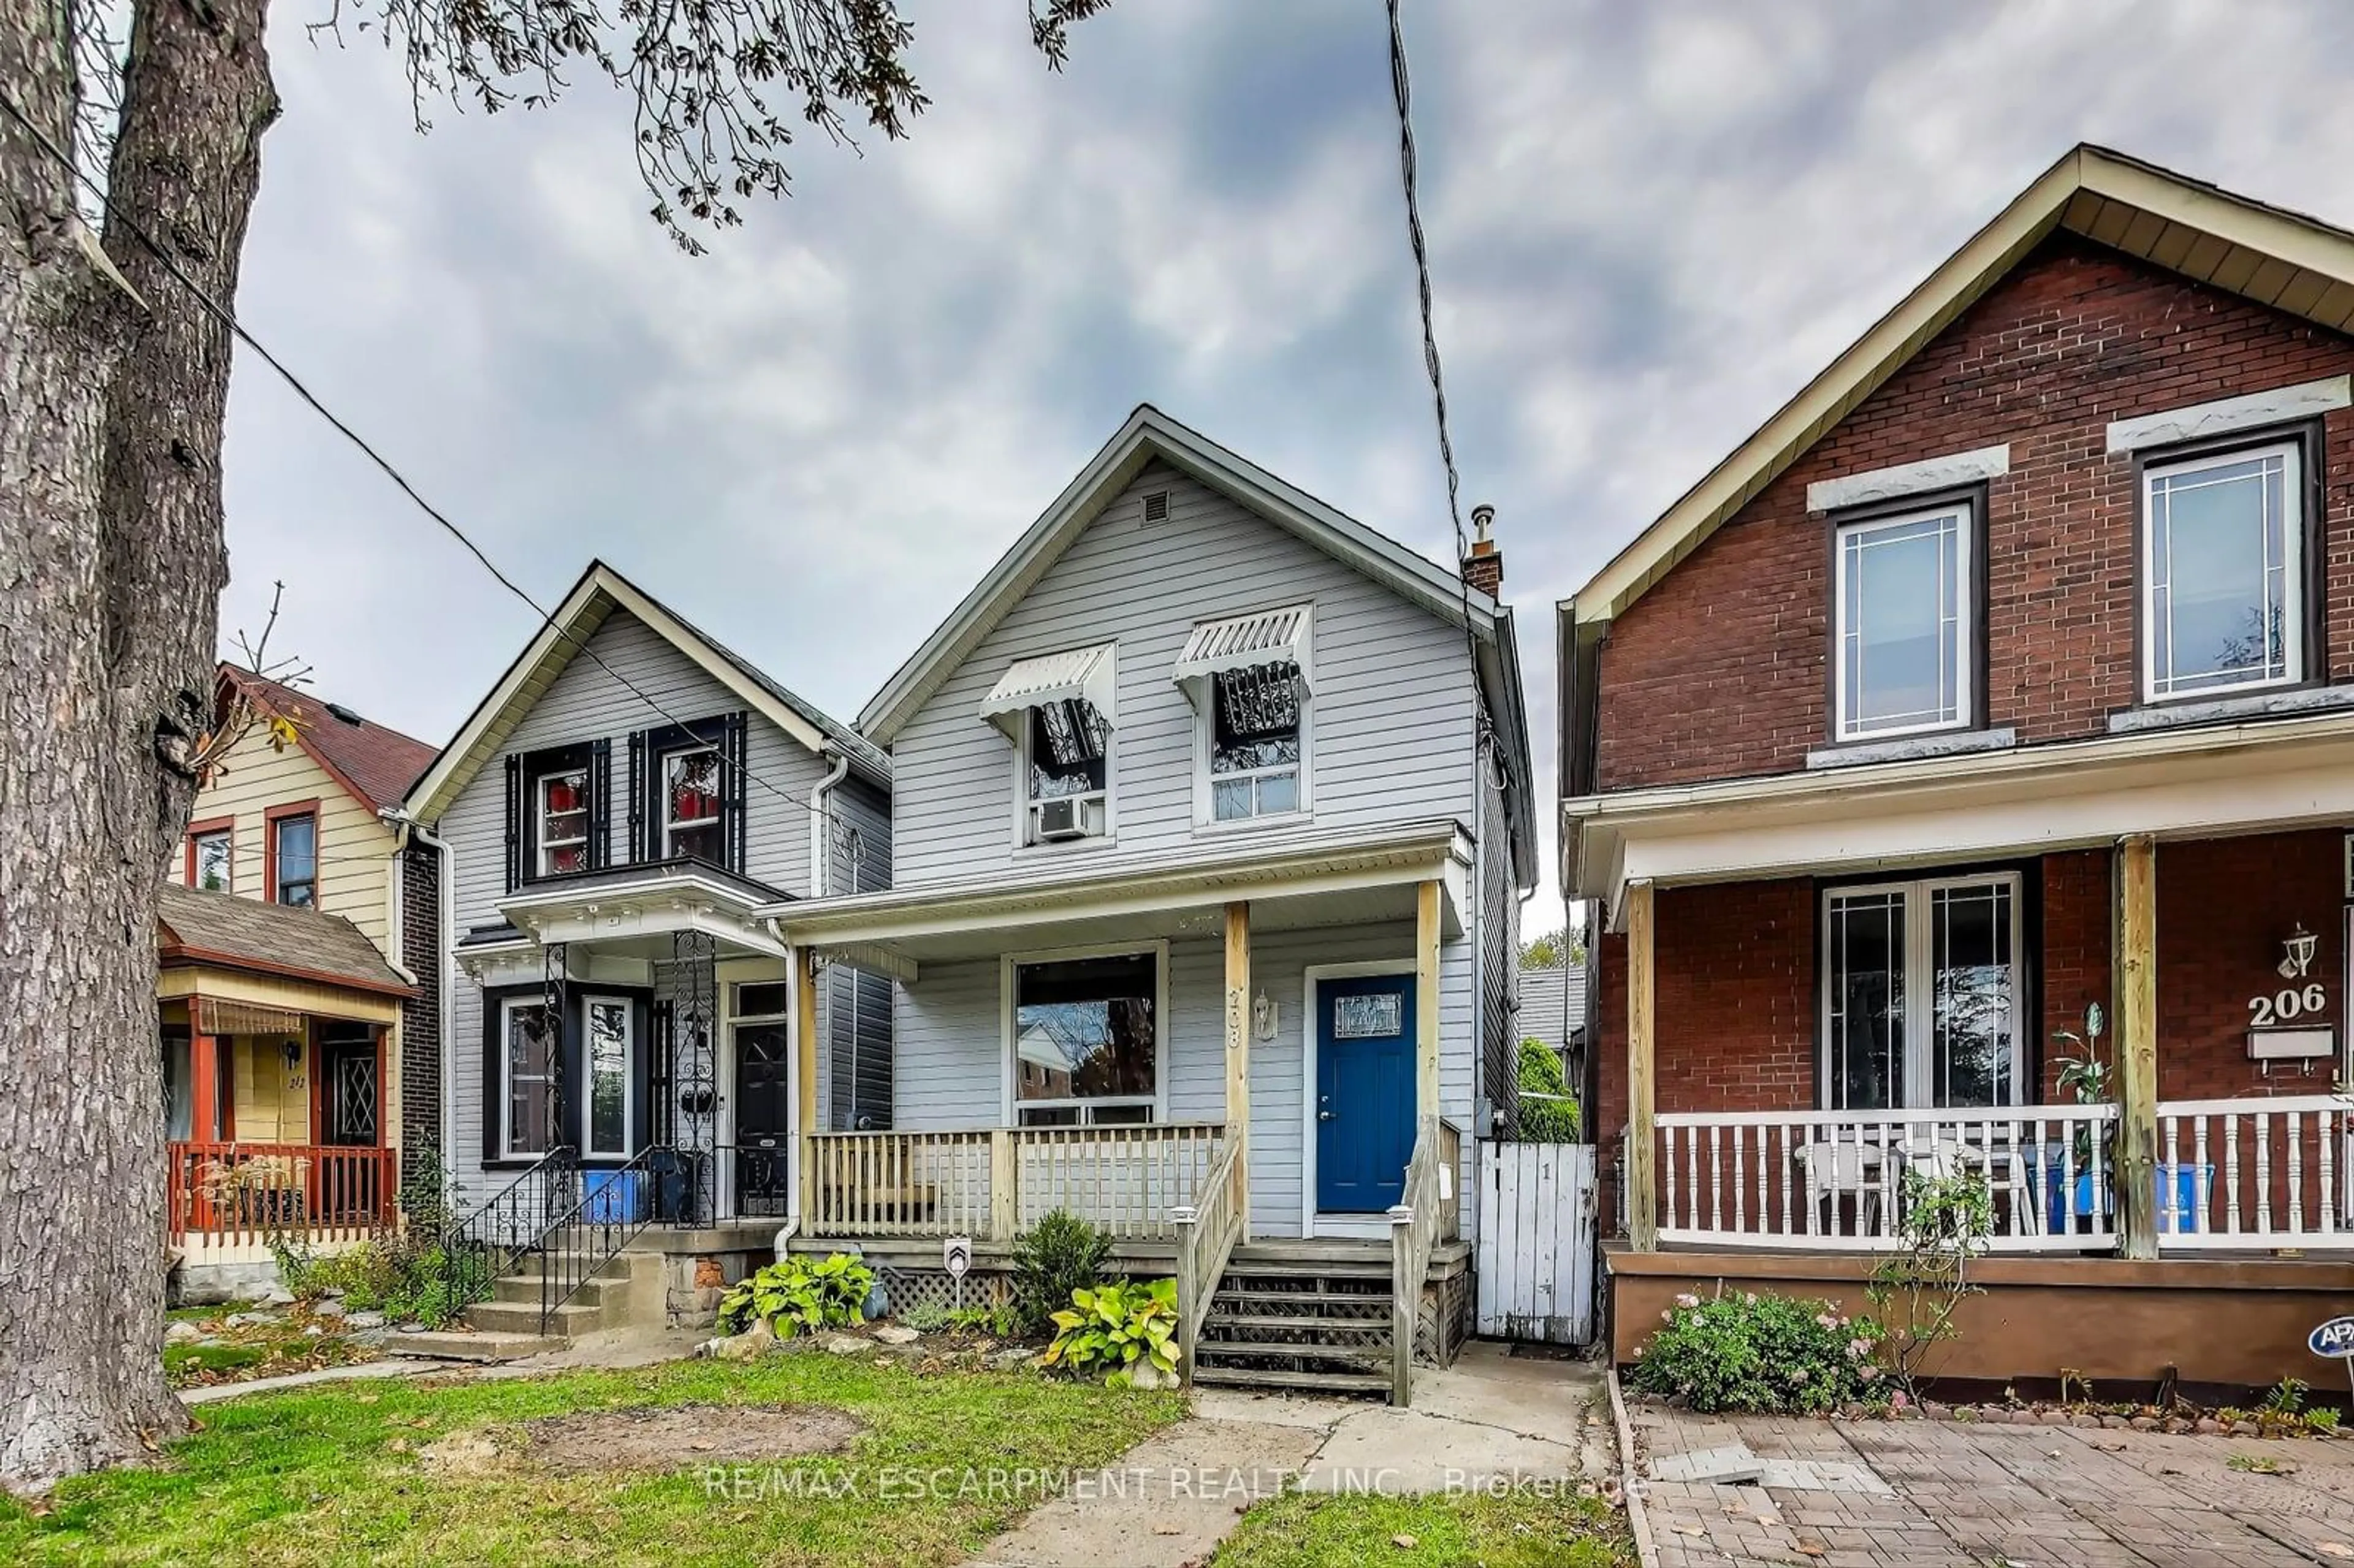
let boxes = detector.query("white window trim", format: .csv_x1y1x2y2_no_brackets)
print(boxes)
2139,439,2305,704
999,938,1169,1127
1193,666,1314,831
1010,706,1116,853
498,995,558,1159
1818,871,2024,1112
1832,501,1975,744
581,992,635,1160
536,767,590,878
658,742,724,861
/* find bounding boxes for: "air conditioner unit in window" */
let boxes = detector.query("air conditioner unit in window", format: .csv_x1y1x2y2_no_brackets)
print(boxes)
1037,797,1105,842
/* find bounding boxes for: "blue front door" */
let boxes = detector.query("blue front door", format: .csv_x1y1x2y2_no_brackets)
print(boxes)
1315,973,1417,1213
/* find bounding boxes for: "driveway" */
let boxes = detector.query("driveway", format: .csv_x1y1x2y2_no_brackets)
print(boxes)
1631,1401,2354,1567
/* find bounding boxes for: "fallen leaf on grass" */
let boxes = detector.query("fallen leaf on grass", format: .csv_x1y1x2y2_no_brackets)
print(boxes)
1390,1534,1417,1550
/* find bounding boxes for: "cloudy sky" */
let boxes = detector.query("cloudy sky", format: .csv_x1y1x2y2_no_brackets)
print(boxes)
219,0,2354,925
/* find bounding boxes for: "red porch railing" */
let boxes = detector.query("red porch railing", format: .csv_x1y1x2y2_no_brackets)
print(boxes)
166,1141,397,1248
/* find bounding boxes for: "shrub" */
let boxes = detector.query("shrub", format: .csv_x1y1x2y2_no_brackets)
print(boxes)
718,1252,874,1338
1042,1277,1180,1388
897,1301,953,1334
271,1235,485,1329
1629,1290,1886,1415
948,1303,1021,1338
1516,1038,1580,1143
1011,1209,1110,1334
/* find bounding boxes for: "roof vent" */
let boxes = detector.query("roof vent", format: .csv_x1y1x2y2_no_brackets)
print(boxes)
324,701,366,727
1142,490,1170,523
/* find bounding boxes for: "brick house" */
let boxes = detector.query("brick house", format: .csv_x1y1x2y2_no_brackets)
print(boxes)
1561,146,2354,1392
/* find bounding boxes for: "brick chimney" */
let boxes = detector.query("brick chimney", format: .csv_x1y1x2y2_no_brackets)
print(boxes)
1461,503,1503,597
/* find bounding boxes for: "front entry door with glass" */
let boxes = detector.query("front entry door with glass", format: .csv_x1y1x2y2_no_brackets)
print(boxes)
1821,873,2022,1111
732,1021,793,1216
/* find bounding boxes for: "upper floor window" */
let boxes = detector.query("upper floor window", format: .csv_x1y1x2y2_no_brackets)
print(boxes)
1177,604,1312,825
660,744,724,862
270,811,316,906
980,644,1117,847
537,766,592,876
1832,502,1973,742
2143,440,2305,701
1011,950,1160,1127
186,821,231,892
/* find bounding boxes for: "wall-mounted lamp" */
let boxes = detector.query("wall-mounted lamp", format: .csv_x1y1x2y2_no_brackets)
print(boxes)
2281,923,2320,981
282,1038,304,1069
1252,991,1278,1042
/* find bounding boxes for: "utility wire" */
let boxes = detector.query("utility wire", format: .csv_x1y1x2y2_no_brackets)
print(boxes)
1384,0,1501,774
0,87,847,832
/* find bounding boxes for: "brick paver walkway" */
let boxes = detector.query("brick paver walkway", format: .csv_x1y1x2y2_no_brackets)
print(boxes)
1632,1403,2354,1567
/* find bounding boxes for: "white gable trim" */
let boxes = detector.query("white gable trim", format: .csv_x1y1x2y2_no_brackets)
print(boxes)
856,406,1499,747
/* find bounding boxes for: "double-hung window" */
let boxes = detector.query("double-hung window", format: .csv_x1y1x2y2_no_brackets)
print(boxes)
537,767,591,876
271,812,317,906
1011,950,1160,1126
582,995,634,1159
1821,872,2022,1111
187,824,231,892
2142,440,2306,701
981,643,1118,847
500,997,557,1158
660,744,724,863
1832,502,1973,742
1176,604,1312,824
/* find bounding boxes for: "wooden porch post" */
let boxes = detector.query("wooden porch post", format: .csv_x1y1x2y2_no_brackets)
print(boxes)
1223,900,1251,1243
1626,880,1658,1252
190,1031,221,1144
1415,880,1442,1119
2116,834,2160,1261
795,945,820,1225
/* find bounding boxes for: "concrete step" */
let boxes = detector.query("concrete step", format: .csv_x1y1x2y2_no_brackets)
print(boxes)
500,1253,632,1283
490,1273,615,1309
383,1328,566,1363
461,1298,604,1338
1190,1363,1392,1396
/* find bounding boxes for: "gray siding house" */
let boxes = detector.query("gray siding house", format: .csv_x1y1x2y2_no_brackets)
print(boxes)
400,562,891,1222
768,407,1536,1396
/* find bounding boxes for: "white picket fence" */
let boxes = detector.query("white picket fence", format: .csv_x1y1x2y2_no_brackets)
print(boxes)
1474,1141,1597,1345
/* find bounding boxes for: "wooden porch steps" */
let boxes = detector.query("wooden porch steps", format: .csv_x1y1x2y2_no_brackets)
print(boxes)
1190,1239,1401,1399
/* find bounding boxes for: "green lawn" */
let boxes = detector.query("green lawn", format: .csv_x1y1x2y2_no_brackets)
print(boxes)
1212,1488,1633,1568
1,1353,1183,1567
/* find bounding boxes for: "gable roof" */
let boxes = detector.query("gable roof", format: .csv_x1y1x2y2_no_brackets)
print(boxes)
156,882,411,996
1571,143,2354,630
221,666,439,815
403,560,886,825
857,404,1537,888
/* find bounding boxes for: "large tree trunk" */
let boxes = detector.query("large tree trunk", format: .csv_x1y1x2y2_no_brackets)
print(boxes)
0,0,273,1489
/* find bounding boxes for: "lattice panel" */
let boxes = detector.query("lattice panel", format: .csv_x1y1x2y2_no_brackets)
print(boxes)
1414,1271,1472,1364
876,1267,1008,1320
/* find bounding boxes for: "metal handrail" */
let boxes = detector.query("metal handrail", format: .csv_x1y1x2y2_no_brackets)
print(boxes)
531,1145,666,1331
439,1145,578,1323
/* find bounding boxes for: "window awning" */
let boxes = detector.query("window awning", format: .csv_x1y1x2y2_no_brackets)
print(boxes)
978,643,1118,739
1172,604,1311,704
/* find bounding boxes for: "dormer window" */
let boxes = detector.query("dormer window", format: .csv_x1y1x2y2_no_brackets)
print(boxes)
1176,604,1312,825
980,643,1118,847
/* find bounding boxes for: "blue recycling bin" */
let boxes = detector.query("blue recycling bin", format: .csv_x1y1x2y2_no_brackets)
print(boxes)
2155,1162,2212,1236
2033,1147,2208,1236
584,1169,643,1224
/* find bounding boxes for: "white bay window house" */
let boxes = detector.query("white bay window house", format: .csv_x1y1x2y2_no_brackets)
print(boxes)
764,407,1536,1399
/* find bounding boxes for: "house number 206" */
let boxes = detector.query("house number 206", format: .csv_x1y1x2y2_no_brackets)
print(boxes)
2250,985,2329,1027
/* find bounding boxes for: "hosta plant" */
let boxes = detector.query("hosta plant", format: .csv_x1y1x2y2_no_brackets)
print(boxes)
718,1252,874,1339
1042,1277,1180,1388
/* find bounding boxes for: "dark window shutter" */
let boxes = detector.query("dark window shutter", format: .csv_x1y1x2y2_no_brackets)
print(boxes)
482,992,505,1165
626,731,647,864
588,739,612,870
723,712,748,872
503,755,522,893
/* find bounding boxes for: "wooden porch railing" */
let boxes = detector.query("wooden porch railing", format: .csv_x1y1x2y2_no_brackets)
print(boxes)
166,1141,397,1249
2155,1095,2354,1249
1388,1114,1459,1406
1171,1135,1247,1384
802,1123,1227,1241
1653,1105,2122,1252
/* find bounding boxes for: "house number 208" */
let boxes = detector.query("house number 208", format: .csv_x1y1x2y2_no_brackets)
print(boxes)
2250,985,2329,1027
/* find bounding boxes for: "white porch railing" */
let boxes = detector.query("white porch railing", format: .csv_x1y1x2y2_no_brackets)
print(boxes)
2155,1095,2354,1249
1655,1105,2121,1252
804,1123,1227,1241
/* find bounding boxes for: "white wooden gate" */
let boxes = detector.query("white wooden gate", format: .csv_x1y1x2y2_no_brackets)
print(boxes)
1475,1141,1597,1344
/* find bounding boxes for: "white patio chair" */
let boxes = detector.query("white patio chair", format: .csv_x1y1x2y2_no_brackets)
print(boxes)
1900,1130,2041,1238
1800,1140,1883,1237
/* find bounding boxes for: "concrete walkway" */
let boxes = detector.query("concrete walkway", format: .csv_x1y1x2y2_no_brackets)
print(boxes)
1632,1400,2354,1567
966,1344,1615,1568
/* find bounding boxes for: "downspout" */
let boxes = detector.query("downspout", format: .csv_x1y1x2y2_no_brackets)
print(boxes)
804,748,851,1141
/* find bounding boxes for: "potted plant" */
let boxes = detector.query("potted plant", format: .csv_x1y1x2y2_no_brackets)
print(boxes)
2047,1003,2115,1232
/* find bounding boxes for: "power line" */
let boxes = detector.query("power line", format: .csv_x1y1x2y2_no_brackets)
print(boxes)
1384,0,1501,772
0,88,844,832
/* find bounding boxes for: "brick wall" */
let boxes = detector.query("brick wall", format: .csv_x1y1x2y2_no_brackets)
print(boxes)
1593,834,2347,1233
1595,232,2354,793
398,840,442,1187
